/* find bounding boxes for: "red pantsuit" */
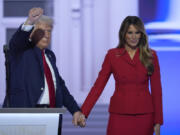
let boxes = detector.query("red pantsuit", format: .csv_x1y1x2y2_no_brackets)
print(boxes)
81,48,163,135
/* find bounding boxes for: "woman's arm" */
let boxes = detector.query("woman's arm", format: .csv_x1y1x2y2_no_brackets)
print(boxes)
81,50,112,118
150,50,163,125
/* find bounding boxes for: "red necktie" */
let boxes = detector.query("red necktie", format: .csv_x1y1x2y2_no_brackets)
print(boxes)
42,50,56,108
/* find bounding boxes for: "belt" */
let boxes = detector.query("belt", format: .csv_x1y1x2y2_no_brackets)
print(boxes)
36,104,50,108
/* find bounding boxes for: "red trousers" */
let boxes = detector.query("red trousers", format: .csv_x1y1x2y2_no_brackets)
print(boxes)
107,113,154,135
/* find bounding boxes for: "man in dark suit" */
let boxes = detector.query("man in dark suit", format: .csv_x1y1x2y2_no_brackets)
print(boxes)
3,7,86,133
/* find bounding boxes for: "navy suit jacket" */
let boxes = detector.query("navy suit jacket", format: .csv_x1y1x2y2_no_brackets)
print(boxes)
3,26,80,115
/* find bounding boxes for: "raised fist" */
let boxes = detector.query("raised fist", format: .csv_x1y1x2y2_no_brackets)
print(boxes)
25,7,43,25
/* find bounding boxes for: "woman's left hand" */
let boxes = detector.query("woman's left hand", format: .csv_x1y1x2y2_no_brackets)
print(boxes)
154,124,161,135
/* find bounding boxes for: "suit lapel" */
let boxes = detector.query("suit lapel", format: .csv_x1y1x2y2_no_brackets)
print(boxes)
45,50,58,79
120,48,139,66
45,50,54,66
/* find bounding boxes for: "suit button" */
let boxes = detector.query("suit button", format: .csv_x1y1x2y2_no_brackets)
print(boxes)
41,87,44,91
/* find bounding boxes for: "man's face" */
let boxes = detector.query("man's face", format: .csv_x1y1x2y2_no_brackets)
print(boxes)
32,22,52,49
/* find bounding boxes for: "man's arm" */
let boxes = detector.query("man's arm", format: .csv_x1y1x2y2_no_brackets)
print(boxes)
56,75,85,127
58,75,80,114
48,50,86,127
9,8,43,54
58,75,86,127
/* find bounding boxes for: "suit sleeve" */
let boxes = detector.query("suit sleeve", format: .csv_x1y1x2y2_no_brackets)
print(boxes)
47,50,80,115
58,75,81,115
9,25,33,54
150,51,163,125
81,50,112,118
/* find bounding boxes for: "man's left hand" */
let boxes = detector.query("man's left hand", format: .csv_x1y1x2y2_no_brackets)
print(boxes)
72,111,86,127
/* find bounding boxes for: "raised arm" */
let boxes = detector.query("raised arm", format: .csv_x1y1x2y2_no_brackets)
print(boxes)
9,8,43,53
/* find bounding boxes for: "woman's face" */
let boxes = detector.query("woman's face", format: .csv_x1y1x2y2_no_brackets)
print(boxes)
125,24,141,49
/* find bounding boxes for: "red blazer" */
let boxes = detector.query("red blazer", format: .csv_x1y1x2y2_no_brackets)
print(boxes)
81,48,163,125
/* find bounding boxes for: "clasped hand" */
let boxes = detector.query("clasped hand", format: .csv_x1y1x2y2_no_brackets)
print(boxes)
72,111,86,127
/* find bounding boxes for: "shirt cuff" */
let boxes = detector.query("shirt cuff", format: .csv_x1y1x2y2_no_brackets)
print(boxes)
21,23,34,32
